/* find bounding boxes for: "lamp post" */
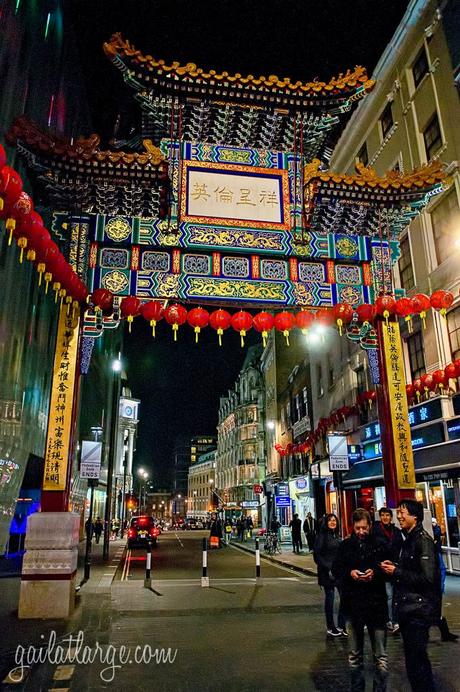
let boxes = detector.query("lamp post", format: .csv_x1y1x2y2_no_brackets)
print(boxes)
137,468,149,513
103,357,122,561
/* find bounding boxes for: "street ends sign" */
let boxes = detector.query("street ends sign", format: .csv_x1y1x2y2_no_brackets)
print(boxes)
80,440,102,479
327,434,349,471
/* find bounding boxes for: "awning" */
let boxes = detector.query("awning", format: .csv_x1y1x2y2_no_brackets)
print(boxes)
342,460,383,487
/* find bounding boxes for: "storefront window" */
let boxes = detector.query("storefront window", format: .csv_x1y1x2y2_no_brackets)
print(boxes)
444,482,460,547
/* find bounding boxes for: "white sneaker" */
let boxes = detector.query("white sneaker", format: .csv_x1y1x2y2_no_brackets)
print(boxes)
327,627,342,637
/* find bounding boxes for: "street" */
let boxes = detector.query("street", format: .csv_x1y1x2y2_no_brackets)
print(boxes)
1,531,459,691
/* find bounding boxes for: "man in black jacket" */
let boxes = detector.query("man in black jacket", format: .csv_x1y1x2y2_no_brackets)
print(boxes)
373,507,403,632
381,499,441,692
333,508,388,692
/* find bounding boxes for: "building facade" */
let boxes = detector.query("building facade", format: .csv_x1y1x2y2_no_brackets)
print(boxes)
187,450,217,520
327,0,460,571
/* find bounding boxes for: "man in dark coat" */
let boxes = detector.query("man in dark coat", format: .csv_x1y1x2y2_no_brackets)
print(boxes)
373,507,403,632
333,508,388,692
303,512,317,552
381,499,441,692
289,513,302,554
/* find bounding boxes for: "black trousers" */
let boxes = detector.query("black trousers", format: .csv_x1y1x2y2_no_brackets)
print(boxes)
400,621,436,692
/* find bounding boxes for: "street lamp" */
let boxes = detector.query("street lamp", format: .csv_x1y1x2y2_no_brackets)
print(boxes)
137,469,149,512
103,356,123,561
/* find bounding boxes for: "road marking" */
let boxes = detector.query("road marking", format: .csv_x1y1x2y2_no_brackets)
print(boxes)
121,549,131,582
174,531,185,548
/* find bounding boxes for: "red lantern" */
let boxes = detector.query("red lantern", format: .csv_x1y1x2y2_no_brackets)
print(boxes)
375,295,396,324
0,143,6,169
432,368,448,392
296,310,314,334
364,390,377,409
187,307,209,343
92,288,114,314
406,384,415,401
34,237,59,286
209,309,231,346
274,311,295,346
445,363,458,381
421,373,434,397
253,312,274,347
140,300,164,336
0,166,23,221
231,310,253,347
454,359,460,377
333,303,354,336
120,296,141,332
9,191,34,250
430,290,454,318
413,377,423,400
356,303,376,325
315,308,335,328
164,303,188,341
411,293,431,329
395,297,413,332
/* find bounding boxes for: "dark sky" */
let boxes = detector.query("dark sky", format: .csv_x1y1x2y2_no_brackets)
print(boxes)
66,0,410,487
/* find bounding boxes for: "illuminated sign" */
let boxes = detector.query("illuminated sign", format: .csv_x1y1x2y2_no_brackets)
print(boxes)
275,496,291,507
363,397,444,443
446,417,460,441
275,482,290,497
295,477,308,490
241,500,260,508
182,160,290,230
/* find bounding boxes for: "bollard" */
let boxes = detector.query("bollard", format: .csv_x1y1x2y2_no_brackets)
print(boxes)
255,537,261,578
201,537,209,587
144,540,152,588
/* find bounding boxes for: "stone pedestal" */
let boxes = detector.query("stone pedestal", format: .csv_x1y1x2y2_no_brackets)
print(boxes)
18,512,80,619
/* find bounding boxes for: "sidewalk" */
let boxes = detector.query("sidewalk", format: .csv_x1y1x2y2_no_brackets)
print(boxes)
77,536,126,592
230,535,318,576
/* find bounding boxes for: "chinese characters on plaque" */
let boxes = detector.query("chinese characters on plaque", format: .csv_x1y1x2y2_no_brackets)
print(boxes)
43,307,79,491
382,321,416,489
186,168,284,224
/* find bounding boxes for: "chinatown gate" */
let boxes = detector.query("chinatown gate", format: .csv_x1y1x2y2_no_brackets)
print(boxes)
4,33,447,616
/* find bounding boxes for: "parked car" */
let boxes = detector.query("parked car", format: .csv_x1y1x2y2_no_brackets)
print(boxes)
127,516,159,548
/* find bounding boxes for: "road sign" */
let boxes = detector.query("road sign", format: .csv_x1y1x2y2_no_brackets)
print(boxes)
328,434,349,471
275,496,290,507
80,440,102,479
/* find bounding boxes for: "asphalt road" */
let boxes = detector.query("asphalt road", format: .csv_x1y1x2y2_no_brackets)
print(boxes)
118,529,286,581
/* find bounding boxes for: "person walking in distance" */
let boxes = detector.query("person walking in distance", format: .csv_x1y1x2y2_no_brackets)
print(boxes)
94,517,104,544
432,517,458,642
381,499,441,692
313,513,346,637
372,507,403,633
303,511,317,552
289,513,302,554
333,508,388,692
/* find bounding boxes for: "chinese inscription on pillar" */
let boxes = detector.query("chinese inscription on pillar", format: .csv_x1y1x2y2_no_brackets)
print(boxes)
382,321,416,489
43,306,80,491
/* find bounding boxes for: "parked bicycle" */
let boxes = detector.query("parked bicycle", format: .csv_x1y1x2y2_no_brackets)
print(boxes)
264,531,282,556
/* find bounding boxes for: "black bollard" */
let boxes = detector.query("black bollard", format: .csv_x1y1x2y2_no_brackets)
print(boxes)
201,537,209,587
144,539,152,588
255,537,261,578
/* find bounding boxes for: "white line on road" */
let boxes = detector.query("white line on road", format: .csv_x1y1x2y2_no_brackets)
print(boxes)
174,531,185,548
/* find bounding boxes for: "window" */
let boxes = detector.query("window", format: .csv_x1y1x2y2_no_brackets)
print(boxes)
398,235,415,290
431,189,460,265
412,47,429,88
357,142,368,167
423,113,442,160
380,103,393,138
407,331,426,380
356,367,367,395
447,307,460,361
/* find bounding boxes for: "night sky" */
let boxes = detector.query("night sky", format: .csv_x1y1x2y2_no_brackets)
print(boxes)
66,0,409,487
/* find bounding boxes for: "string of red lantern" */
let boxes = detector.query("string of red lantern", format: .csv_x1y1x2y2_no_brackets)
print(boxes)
0,143,89,311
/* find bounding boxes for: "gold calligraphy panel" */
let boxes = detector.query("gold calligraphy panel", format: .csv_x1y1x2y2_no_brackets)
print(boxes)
43,307,79,491
382,321,416,489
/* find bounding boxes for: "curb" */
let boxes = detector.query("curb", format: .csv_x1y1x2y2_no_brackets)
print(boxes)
229,541,317,578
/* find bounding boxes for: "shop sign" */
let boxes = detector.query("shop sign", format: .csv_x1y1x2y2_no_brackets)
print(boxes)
328,434,349,471
242,500,260,508
408,398,442,427
295,477,308,490
411,422,445,448
43,307,79,491
310,463,320,478
348,445,362,463
446,417,460,441
363,440,382,460
253,484,263,494
275,496,291,507
275,482,290,497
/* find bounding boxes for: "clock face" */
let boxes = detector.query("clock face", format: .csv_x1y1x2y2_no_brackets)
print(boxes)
125,406,133,417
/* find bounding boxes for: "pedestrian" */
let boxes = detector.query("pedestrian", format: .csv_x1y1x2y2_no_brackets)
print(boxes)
381,499,441,692
111,517,120,539
432,517,458,642
313,512,346,637
333,508,388,692
289,512,302,554
303,511,317,552
209,512,223,548
94,517,103,544
372,507,403,633
236,517,244,541
224,519,232,544
85,518,94,542
245,515,254,540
